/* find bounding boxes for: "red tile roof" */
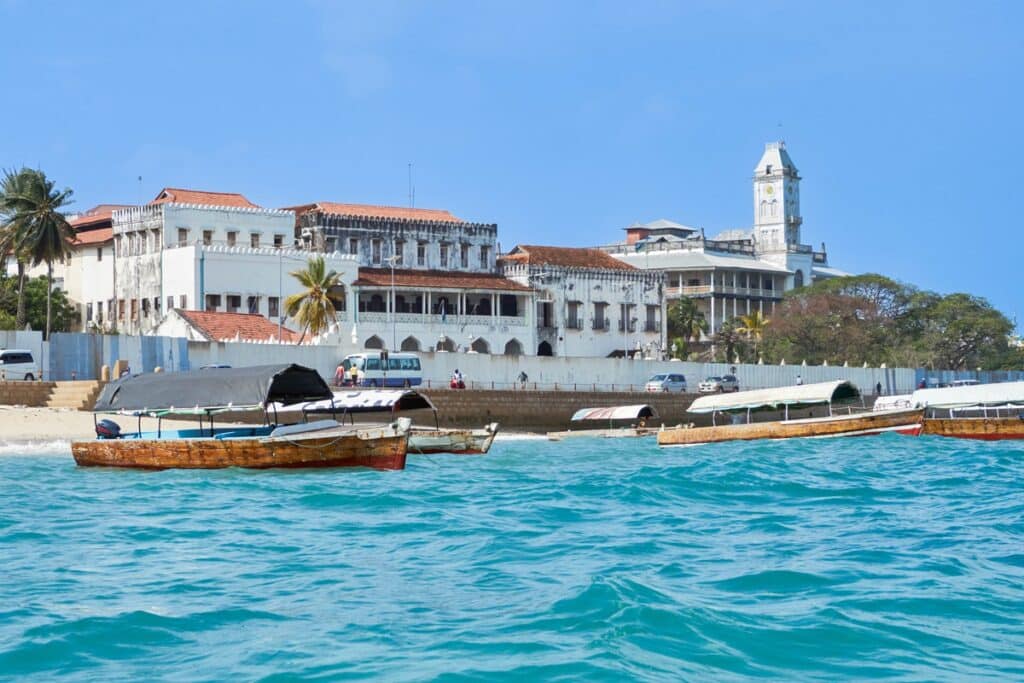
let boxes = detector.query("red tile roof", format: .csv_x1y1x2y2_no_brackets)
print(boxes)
354,268,531,292
72,227,113,246
150,188,259,208
175,309,301,343
69,204,133,230
288,202,465,223
502,245,637,271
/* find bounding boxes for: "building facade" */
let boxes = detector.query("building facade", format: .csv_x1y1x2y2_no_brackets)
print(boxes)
501,245,665,358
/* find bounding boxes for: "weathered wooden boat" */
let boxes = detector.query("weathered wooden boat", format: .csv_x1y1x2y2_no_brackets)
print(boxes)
658,380,924,447
290,388,499,455
911,381,1024,440
71,364,410,470
547,405,659,440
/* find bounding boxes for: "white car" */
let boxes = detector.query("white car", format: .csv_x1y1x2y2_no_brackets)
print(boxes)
0,349,39,381
699,375,740,393
645,373,687,392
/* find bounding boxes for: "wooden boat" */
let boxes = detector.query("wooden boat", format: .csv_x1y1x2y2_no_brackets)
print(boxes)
658,380,923,447
291,388,499,455
911,381,1024,440
409,423,499,454
547,405,659,440
71,364,410,470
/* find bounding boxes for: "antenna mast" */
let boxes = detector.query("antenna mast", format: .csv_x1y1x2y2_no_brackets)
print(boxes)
407,163,415,209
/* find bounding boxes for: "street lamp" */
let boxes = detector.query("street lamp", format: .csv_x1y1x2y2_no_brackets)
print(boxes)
386,254,400,350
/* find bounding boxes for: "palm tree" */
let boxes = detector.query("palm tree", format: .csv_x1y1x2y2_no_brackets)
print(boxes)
667,298,709,345
285,256,344,343
737,310,770,359
1,170,33,329
713,319,743,363
0,168,74,337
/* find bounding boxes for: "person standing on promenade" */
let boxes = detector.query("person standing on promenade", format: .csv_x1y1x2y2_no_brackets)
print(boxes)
796,374,803,386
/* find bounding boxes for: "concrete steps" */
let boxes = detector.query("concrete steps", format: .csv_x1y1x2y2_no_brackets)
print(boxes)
46,381,105,410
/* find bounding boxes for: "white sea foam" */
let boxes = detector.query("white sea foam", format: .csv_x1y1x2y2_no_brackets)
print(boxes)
0,440,70,456
494,432,548,441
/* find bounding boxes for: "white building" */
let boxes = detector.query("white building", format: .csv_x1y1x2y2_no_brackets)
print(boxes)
606,141,845,333
501,245,665,358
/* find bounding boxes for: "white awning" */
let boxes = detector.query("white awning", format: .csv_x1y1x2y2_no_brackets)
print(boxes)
571,405,659,421
277,389,436,415
687,380,860,414
910,381,1024,409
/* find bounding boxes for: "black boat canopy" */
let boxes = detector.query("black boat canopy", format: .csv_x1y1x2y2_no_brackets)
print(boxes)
290,389,437,415
92,364,333,415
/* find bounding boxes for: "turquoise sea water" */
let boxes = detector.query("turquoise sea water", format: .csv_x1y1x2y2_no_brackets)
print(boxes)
1,433,1022,681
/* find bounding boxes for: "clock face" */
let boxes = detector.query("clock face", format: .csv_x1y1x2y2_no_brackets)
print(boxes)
765,185,775,195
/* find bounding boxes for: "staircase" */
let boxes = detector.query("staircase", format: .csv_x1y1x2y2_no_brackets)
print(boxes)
46,381,105,411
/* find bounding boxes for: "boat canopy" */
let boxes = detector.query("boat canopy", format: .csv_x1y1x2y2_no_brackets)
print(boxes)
910,381,1024,410
570,405,659,422
291,389,437,415
92,364,332,415
687,380,861,414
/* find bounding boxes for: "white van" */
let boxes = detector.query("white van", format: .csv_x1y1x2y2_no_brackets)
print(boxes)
341,352,422,388
0,349,40,381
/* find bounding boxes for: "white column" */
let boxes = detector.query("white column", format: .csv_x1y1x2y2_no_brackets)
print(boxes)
710,296,716,335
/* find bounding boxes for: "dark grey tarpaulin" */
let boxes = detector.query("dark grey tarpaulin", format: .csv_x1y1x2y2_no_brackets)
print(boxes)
93,364,332,414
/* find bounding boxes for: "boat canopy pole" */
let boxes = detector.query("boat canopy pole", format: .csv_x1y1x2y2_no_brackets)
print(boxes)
784,405,789,421
137,414,142,438
746,408,751,424
158,416,162,439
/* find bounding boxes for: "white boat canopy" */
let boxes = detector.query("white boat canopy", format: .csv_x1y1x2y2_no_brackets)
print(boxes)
910,381,1024,410
570,405,659,422
687,380,861,414
278,389,437,415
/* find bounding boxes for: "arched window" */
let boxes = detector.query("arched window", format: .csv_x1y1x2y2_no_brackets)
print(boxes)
770,199,778,217
504,338,523,356
400,336,421,352
327,284,346,311
794,270,805,288
436,336,456,352
369,294,385,312
364,335,384,350
537,341,553,356
470,338,490,354
759,200,768,218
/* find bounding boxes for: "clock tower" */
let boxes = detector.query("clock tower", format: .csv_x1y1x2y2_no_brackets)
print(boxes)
753,141,801,251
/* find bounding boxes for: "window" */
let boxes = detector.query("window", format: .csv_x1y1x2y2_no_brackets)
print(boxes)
205,294,222,311
167,296,174,311
394,240,404,265
96,247,103,262
227,295,241,313
203,230,213,246
273,234,284,248
646,305,659,332
349,238,359,255
567,301,581,329
593,302,608,330
131,299,138,320
250,233,260,248
247,296,259,314
371,239,382,265
179,295,187,309
96,301,104,323
154,297,161,314
268,296,279,318
417,242,426,267
440,243,449,267
177,228,188,247
142,298,150,318
227,231,237,247
480,245,490,269
86,303,93,322
460,243,469,268
325,237,337,253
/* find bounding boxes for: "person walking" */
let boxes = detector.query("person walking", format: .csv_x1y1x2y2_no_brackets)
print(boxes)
795,374,803,386
876,381,883,396
518,370,529,389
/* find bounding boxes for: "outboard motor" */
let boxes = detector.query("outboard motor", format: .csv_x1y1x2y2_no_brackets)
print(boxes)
96,419,122,439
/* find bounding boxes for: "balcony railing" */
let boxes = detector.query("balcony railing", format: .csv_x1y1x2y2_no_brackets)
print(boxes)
644,322,660,333
592,320,610,331
666,285,780,299
617,321,637,333
565,320,583,330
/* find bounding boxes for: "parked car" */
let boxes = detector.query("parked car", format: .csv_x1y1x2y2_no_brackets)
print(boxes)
645,373,687,393
0,349,39,381
699,375,739,393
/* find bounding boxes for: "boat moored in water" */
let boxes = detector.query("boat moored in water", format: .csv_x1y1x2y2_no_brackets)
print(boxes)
910,381,1024,440
71,364,411,470
290,388,499,455
547,404,660,440
658,380,923,447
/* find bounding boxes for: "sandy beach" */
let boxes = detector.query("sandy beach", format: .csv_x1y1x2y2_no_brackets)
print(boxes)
0,407,228,442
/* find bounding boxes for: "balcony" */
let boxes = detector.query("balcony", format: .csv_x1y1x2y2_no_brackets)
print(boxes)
592,320,610,332
644,322,660,333
617,321,637,333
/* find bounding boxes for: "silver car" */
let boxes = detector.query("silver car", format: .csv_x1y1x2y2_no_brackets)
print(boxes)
645,373,687,393
699,375,739,393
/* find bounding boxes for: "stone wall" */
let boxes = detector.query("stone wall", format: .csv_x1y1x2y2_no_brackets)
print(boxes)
0,381,55,407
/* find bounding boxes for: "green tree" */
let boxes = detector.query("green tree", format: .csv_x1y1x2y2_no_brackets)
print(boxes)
713,319,747,363
916,293,1013,370
0,169,36,329
0,168,75,339
0,274,78,333
285,256,344,343
666,298,708,357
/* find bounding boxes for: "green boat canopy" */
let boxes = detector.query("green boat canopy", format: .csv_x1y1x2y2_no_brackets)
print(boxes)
92,364,333,415
687,380,861,415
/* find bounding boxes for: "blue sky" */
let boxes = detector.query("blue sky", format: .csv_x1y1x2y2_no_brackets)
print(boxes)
2,1,1021,326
